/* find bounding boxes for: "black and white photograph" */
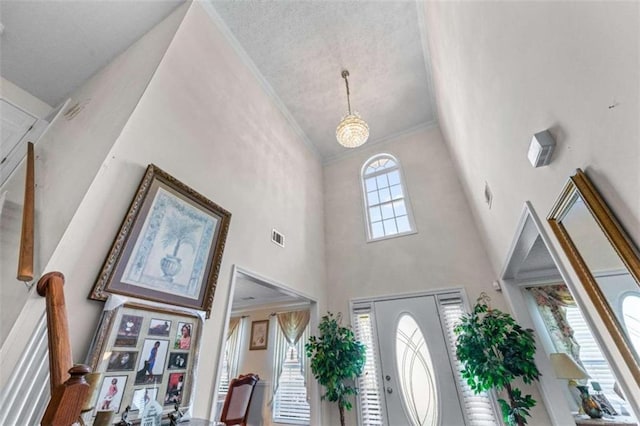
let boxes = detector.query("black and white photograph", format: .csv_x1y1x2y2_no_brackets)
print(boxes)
148,319,172,336
106,351,138,371
167,352,189,370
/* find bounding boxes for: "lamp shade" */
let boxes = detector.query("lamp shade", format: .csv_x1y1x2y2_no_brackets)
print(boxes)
550,353,589,380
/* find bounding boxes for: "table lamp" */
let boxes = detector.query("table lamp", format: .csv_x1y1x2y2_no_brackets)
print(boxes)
550,352,589,385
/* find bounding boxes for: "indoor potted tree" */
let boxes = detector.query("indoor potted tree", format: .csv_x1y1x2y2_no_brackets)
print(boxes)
305,312,366,426
455,293,541,426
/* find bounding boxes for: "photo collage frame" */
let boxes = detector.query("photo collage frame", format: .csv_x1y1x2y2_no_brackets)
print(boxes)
86,303,201,422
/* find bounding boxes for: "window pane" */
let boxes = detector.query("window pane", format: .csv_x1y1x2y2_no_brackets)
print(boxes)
371,222,384,239
393,200,407,217
381,203,394,220
376,174,389,189
622,294,640,355
379,187,392,203
366,177,377,192
388,170,401,186
367,190,379,206
383,218,397,235
397,216,411,233
369,206,382,222
390,184,403,200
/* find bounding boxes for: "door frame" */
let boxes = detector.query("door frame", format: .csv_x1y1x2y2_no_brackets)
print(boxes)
350,287,496,426
209,264,321,425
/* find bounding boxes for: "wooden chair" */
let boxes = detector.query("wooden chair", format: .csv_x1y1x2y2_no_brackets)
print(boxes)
218,373,260,426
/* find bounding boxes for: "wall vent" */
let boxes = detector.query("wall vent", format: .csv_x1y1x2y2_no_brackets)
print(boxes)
271,229,285,247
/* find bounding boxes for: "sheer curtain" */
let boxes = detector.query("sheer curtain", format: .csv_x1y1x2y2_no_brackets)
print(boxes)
528,285,581,361
227,317,244,381
269,310,310,405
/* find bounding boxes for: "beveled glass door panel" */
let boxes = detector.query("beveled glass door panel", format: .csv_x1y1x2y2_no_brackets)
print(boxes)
374,296,465,425
395,314,437,426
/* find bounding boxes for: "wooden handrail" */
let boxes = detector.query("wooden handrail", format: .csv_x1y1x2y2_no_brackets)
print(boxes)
38,272,91,425
37,272,73,390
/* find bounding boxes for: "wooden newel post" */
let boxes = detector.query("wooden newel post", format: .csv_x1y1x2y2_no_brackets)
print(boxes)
37,271,73,391
41,365,91,426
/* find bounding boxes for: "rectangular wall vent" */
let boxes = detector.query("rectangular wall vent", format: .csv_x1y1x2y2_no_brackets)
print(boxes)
271,229,285,247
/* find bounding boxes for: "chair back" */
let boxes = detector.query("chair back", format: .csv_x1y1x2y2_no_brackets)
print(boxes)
219,373,260,426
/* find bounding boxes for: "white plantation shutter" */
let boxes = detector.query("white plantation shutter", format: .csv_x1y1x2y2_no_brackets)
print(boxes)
437,296,499,426
564,305,626,407
353,307,384,426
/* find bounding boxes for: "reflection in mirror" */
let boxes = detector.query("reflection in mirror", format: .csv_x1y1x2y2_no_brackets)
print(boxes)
622,294,640,355
560,195,640,359
548,169,640,388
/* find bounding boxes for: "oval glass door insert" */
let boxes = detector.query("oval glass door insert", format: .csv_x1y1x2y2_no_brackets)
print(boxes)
395,313,438,426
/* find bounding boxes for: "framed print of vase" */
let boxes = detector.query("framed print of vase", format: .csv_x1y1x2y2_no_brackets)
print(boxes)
89,164,231,317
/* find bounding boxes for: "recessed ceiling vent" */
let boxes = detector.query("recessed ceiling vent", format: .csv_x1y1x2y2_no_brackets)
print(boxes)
271,228,285,247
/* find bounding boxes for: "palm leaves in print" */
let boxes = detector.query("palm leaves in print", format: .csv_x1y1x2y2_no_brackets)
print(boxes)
161,214,200,257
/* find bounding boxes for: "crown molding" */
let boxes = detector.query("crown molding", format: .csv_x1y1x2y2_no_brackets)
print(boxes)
199,2,321,160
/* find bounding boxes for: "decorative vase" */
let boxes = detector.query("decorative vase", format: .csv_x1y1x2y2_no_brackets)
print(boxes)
577,385,603,419
160,255,182,282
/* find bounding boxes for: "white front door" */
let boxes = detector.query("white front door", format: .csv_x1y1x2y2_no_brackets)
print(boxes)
374,296,465,426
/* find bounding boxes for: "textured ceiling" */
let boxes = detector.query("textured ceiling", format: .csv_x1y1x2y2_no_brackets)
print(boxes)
0,0,184,106
233,273,308,311
209,0,437,160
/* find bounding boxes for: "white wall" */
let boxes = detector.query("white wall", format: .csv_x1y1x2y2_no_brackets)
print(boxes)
423,0,640,412
0,2,188,345
1,1,326,420
0,77,52,118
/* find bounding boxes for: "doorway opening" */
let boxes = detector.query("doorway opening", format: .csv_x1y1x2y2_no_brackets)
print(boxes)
212,266,319,425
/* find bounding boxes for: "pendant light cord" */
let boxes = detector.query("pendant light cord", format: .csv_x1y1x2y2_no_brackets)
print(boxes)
342,70,352,115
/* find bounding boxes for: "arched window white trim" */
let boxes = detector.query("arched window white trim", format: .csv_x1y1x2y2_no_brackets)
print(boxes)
361,153,416,242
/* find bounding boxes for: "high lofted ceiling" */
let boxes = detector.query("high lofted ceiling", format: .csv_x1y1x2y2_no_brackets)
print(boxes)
209,0,437,160
1,1,436,161
0,0,184,107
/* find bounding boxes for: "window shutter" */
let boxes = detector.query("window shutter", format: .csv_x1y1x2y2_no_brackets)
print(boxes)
564,305,624,406
353,307,384,426
438,296,499,426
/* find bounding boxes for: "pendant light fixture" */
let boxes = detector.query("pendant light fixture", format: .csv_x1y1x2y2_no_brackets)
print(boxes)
336,70,369,148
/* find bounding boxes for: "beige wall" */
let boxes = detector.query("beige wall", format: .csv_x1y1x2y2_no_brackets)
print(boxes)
0,2,188,346
322,126,546,424
0,2,327,421
423,0,640,413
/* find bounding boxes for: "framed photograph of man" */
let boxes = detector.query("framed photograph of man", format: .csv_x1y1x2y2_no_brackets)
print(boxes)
85,301,202,424
114,314,143,346
164,373,185,406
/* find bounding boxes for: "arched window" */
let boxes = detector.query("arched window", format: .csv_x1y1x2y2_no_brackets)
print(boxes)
361,154,415,241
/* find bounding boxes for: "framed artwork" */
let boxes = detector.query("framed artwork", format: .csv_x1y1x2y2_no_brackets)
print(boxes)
89,164,231,317
85,301,202,423
174,322,193,350
249,320,269,350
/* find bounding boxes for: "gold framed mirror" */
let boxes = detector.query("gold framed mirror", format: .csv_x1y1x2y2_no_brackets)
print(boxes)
548,168,640,386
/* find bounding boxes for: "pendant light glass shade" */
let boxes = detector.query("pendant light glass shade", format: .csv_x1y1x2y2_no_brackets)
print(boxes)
336,112,369,148
336,70,369,148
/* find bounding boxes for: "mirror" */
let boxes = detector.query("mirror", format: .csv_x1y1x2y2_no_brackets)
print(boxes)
548,169,640,386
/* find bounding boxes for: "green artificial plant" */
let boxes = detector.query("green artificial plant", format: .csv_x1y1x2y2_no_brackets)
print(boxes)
305,312,366,426
455,293,541,426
